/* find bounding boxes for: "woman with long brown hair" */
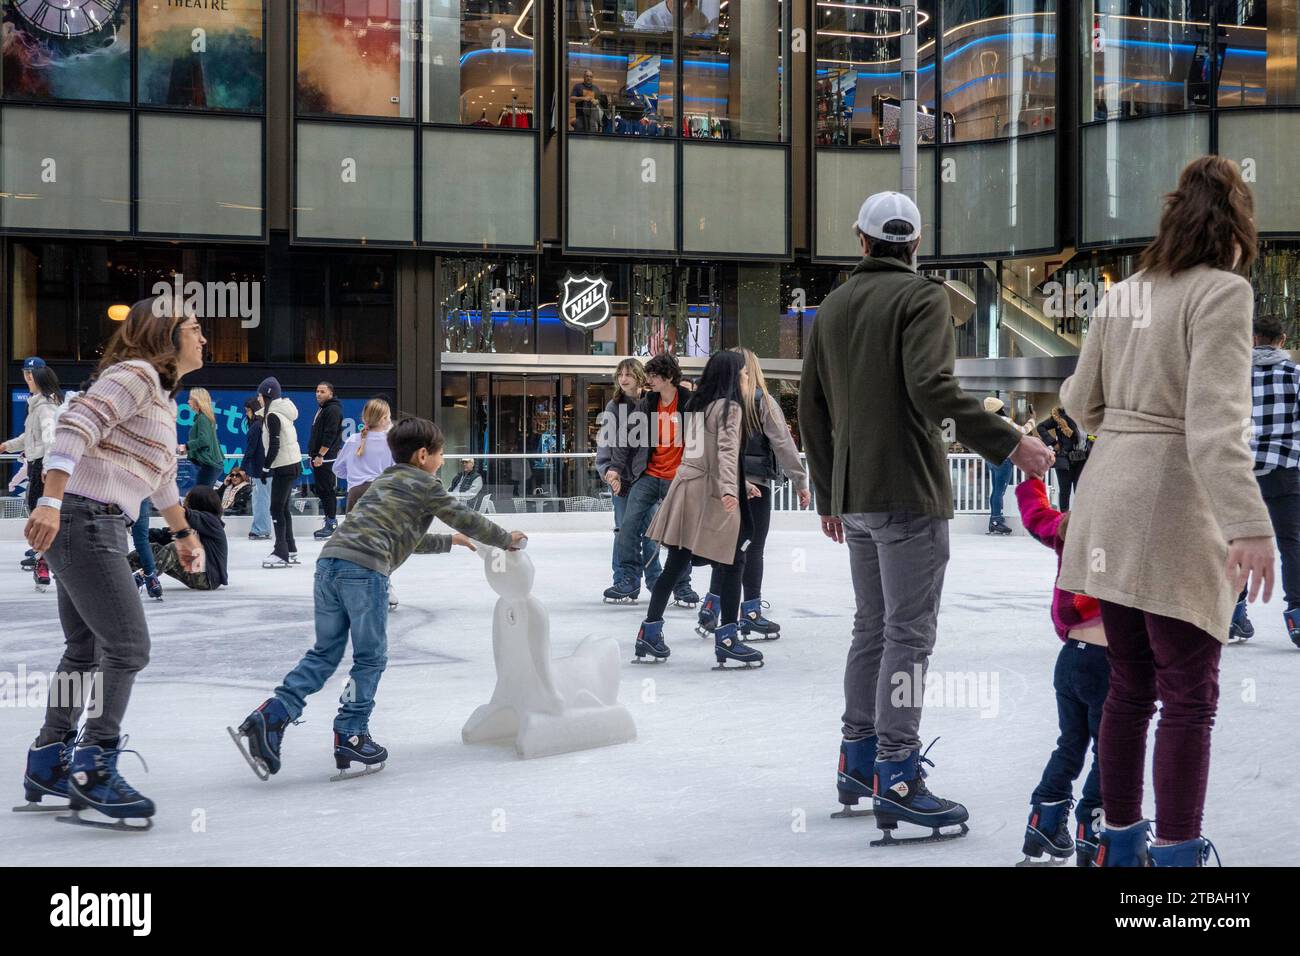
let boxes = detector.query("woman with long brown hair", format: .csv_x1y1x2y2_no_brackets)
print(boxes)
1058,156,1275,866
19,296,207,830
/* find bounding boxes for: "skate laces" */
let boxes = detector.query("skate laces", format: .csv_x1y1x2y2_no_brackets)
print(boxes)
97,736,148,796
1202,838,1221,867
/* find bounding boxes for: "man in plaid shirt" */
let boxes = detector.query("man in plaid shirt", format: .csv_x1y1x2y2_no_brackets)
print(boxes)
1234,315,1300,646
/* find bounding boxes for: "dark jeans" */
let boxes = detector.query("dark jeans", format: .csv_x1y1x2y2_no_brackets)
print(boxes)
709,483,772,601
1056,458,1087,512
270,466,299,560
314,461,338,520
192,462,223,488
37,495,150,747
130,497,157,577
1031,640,1108,829
1098,601,1222,842
25,457,44,514
611,489,661,585
989,460,1013,521
615,475,689,593
1238,467,1300,611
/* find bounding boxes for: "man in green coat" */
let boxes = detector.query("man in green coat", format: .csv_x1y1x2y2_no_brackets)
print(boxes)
799,191,1054,839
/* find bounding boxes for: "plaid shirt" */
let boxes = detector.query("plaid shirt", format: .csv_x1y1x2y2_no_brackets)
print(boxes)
1251,350,1300,475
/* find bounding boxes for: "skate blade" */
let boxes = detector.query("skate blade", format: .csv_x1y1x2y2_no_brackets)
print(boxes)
741,633,780,642
830,806,875,819
870,822,969,847
630,656,667,664
261,562,292,569
329,761,385,782
603,597,639,605
673,600,699,609
712,659,764,670
12,800,70,813
694,626,716,638
226,726,271,781
1015,854,1071,867
57,810,153,832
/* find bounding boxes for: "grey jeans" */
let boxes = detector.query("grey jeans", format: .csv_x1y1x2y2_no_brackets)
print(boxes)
37,494,151,747
841,512,950,762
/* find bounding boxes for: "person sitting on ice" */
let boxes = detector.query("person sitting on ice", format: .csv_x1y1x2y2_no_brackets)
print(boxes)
1015,476,1107,867
229,416,526,781
129,485,229,592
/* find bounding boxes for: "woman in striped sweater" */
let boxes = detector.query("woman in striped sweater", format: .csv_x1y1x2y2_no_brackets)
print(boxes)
18,296,208,830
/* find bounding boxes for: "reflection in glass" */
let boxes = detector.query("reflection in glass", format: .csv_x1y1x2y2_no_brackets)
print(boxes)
1218,1,1297,107
566,0,675,135
138,0,264,110
2,0,130,102
681,0,785,141
440,257,537,354
423,0,535,125
297,0,418,118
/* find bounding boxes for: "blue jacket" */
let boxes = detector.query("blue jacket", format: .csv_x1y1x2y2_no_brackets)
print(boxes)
243,416,267,480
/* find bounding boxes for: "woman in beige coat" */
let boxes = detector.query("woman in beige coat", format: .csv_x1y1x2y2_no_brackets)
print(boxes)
633,351,765,669
1057,156,1275,867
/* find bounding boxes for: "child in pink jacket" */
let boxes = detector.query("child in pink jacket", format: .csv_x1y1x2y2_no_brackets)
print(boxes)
1016,477,1108,867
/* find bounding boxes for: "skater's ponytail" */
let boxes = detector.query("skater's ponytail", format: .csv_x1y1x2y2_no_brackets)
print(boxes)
357,398,392,457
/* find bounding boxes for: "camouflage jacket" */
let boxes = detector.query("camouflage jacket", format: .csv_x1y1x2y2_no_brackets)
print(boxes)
320,463,513,576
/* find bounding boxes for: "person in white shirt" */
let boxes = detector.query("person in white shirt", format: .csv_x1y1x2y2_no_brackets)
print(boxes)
634,0,710,34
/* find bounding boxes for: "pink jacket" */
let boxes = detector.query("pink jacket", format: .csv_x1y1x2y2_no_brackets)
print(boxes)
1016,478,1101,641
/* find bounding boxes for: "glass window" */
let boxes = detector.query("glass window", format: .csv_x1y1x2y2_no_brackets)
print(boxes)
1082,1,1213,121
439,256,537,354
2,0,130,103
138,114,263,238
137,0,265,110
814,1,939,146
1220,111,1300,233
0,107,131,233
814,147,935,258
422,0,536,126
681,1,785,142
10,242,77,361
567,137,676,252
1219,1,1295,107
939,135,1055,255
1080,111,1209,244
943,0,1056,141
332,255,396,363
296,0,418,118
296,122,416,242
422,128,535,247
682,143,786,255
566,0,675,136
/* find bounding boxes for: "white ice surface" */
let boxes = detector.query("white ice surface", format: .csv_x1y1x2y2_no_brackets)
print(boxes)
0,528,1294,866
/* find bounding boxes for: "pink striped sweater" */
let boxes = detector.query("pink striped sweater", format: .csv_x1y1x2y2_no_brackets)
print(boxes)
44,360,180,522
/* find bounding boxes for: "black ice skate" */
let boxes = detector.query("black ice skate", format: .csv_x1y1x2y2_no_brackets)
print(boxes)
61,738,155,832
695,592,721,637
1018,799,1074,866
713,623,764,670
331,732,387,781
633,619,670,663
831,735,876,818
313,518,337,540
738,598,781,640
604,578,641,604
986,517,1013,536
13,732,77,813
20,549,36,572
870,740,969,846
672,585,700,609
228,697,295,780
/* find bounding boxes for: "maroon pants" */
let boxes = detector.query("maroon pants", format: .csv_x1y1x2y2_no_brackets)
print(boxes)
1097,601,1222,842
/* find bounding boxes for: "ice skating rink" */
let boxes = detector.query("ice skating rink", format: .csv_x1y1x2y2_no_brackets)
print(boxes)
1,529,1294,866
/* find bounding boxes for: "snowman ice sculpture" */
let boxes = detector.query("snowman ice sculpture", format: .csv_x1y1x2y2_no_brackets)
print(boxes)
461,545,636,758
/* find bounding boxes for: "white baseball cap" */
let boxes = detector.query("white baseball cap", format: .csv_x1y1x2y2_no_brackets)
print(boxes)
855,191,923,243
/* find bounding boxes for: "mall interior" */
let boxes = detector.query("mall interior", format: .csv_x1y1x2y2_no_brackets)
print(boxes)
2,0,1298,501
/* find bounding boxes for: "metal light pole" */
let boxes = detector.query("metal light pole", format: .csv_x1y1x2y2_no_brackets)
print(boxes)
900,1,918,202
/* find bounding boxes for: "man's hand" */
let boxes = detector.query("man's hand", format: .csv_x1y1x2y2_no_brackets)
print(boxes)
24,505,60,552
175,533,205,573
1008,435,1055,479
722,494,738,513
797,488,812,509
452,533,477,551
508,531,528,551
820,516,844,544
607,472,621,496
312,456,323,468
745,481,763,499
1227,536,1275,603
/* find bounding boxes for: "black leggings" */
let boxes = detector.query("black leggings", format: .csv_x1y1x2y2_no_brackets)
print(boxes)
649,547,744,627
270,466,299,560
710,484,772,601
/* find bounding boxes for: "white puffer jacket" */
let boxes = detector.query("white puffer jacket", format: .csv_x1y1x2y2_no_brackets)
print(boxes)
261,398,302,470
2,392,59,461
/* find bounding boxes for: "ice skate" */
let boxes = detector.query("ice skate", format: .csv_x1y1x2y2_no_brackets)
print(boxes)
1286,607,1300,649
60,738,155,832
248,532,271,541
262,553,291,569
12,732,77,813
33,556,51,592
1018,800,1074,866
228,697,294,780
330,732,387,781
1148,835,1220,867
313,518,337,540
1094,820,1151,867
632,619,670,663
738,598,781,641
695,592,720,637
288,552,301,565
712,623,764,670
20,550,36,572
133,570,163,601
603,578,640,605
672,585,700,609
831,735,876,818
870,740,969,846
986,517,1012,536
1227,599,1253,644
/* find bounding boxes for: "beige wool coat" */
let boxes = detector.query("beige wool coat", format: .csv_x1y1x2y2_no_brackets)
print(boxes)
647,398,744,565
1058,265,1273,642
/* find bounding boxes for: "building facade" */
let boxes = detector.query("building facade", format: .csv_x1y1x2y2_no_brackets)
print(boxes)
2,1,1298,498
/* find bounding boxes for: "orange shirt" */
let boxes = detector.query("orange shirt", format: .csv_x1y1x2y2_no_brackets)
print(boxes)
645,394,683,479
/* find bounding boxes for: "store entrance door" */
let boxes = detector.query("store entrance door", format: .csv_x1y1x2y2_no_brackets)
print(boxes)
484,373,581,506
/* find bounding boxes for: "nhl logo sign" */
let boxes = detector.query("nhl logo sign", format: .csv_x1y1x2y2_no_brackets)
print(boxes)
560,272,612,331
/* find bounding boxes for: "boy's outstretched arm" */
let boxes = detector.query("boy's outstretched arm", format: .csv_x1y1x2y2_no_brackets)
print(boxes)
424,481,517,551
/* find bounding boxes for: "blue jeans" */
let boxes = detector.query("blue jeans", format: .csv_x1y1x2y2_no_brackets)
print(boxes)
275,558,390,734
1030,640,1108,829
611,489,661,585
130,498,156,577
250,477,272,537
989,460,1014,521
193,462,223,488
615,475,689,592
